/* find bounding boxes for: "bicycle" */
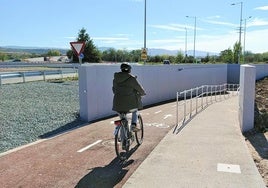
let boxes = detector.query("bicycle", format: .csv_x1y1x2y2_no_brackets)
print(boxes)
113,109,144,160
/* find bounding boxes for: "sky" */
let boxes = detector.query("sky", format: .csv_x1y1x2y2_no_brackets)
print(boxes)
1,0,268,54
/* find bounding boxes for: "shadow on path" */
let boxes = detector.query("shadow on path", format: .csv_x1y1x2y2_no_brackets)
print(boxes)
39,118,87,139
75,145,139,188
244,130,268,159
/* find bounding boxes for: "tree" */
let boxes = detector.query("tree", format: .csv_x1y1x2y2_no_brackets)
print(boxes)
101,49,143,63
253,53,263,62
102,48,117,62
201,53,210,63
69,28,101,63
0,52,7,61
244,51,254,63
47,50,61,56
262,52,268,62
129,49,141,62
219,48,233,63
183,55,194,63
175,51,184,63
116,49,130,62
233,42,242,63
209,55,218,64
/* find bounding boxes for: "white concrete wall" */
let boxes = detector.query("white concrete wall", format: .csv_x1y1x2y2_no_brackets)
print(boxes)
79,64,227,122
227,64,268,84
255,64,268,80
239,65,256,132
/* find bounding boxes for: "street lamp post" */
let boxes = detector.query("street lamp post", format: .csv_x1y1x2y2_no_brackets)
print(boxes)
185,27,187,57
243,16,252,63
186,16,197,63
231,2,243,64
143,0,147,65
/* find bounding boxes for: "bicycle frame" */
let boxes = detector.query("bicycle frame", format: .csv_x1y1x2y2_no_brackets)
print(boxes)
113,109,143,160
114,111,131,133
114,118,129,139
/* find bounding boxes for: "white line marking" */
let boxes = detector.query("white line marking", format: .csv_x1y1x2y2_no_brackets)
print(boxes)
164,114,172,119
144,123,170,128
217,163,241,174
77,140,102,153
155,110,162,114
0,139,47,158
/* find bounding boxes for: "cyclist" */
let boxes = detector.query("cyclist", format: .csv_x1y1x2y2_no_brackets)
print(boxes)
112,63,146,131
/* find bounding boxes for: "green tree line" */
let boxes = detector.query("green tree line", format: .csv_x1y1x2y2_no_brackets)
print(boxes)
1,27,268,64
0,50,63,62
66,28,268,64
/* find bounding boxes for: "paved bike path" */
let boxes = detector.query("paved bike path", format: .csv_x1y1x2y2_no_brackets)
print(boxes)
123,96,266,188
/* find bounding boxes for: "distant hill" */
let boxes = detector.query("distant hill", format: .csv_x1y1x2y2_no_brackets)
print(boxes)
148,48,219,57
0,46,69,55
1,46,219,57
99,47,219,57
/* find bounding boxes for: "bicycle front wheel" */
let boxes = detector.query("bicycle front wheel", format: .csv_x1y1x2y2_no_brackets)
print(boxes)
135,114,144,145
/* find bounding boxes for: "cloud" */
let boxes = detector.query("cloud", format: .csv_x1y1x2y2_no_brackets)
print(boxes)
206,15,221,19
147,38,185,51
150,39,183,44
244,29,268,53
248,18,268,27
115,34,132,37
93,37,129,41
202,19,236,27
93,35,143,50
201,16,236,27
64,36,76,39
150,23,204,32
146,28,268,53
130,0,143,2
254,6,268,10
195,34,237,53
92,28,268,53
150,24,186,32
185,29,268,53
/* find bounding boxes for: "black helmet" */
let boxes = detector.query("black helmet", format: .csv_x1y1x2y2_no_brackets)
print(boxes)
120,63,131,73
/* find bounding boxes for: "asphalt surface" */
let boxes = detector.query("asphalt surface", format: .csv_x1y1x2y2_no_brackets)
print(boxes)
1,93,265,187
0,73,77,85
0,99,178,188
123,96,266,188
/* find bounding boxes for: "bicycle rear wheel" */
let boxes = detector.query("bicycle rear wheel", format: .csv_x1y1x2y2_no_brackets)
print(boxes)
135,114,144,145
115,125,128,160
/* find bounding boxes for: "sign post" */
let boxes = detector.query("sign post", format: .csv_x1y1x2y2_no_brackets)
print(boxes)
70,42,86,64
141,48,147,62
79,53,84,64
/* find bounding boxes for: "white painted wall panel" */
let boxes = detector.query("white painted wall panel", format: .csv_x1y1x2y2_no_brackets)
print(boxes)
79,64,227,122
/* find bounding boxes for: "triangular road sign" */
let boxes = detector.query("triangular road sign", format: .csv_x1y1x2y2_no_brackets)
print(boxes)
70,42,86,56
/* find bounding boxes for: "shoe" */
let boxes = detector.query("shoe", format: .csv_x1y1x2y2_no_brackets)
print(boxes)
131,123,140,132
128,131,133,139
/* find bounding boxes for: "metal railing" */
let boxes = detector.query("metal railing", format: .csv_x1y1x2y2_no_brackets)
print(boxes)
174,83,239,133
0,68,78,86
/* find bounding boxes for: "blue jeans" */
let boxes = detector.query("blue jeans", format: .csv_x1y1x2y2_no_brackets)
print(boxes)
131,110,138,125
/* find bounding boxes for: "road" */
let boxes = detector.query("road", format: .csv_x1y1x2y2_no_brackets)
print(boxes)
0,72,77,84
0,62,79,85
0,100,179,188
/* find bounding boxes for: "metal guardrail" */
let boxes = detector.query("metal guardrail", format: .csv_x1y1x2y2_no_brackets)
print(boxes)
0,68,78,86
174,83,240,134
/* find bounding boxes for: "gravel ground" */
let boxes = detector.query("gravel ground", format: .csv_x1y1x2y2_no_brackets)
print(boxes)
245,76,268,187
0,81,85,153
1,76,267,187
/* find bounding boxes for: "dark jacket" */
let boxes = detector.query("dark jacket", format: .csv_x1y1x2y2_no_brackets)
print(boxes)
112,72,146,112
